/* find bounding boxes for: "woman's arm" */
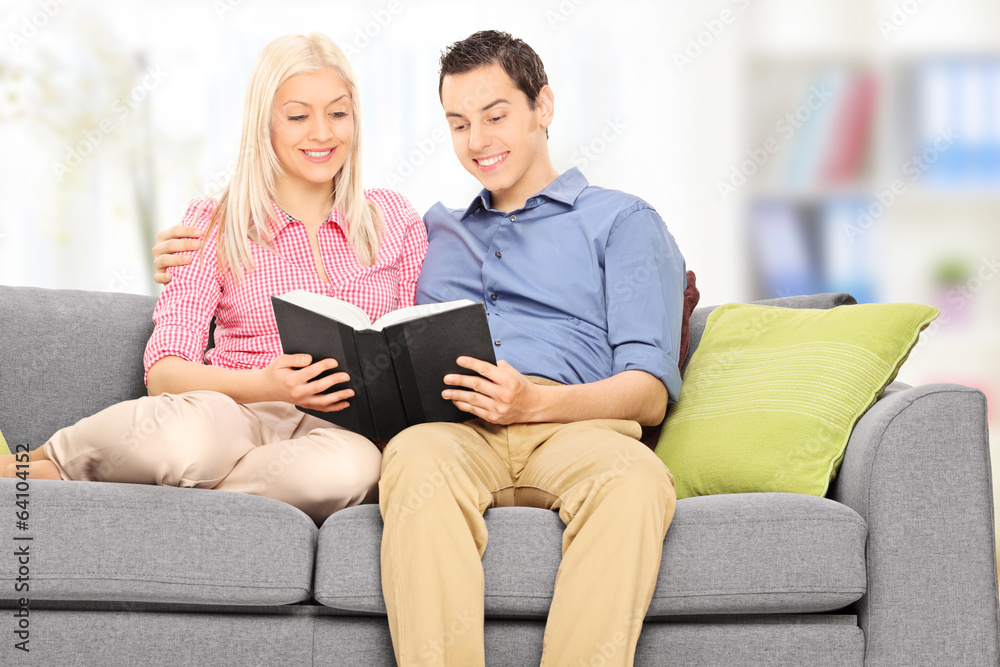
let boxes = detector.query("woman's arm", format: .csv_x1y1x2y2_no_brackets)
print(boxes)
145,201,348,412
147,353,355,412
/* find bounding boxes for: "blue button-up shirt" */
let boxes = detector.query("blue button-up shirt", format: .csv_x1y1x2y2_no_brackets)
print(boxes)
416,168,685,400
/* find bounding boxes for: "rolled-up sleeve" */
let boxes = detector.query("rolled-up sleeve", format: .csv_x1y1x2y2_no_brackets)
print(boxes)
604,204,686,401
142,200,223,384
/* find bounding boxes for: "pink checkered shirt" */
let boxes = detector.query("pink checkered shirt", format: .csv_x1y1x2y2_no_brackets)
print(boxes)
143,189,428,380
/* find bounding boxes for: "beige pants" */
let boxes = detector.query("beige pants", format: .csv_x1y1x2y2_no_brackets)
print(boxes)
44,390,382,525
379,411,677,666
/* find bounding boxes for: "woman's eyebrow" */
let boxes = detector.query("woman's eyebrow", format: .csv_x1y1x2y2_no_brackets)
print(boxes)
282,95,349,107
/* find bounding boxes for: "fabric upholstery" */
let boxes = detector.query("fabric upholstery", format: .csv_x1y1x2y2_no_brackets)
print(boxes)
832,383,1000,664
0,478,316,606
314,494,866,617
0,285,155,450
0,612,864,666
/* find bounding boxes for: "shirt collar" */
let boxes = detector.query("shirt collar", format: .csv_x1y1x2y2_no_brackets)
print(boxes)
268,201,339,234
460,167,590,220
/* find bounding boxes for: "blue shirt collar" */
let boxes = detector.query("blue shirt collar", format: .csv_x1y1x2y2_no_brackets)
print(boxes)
460,167,590,219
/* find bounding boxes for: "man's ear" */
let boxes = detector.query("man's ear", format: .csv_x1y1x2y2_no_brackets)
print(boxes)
536,85,555,130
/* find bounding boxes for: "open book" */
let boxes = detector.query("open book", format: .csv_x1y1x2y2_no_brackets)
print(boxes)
271,291,497,441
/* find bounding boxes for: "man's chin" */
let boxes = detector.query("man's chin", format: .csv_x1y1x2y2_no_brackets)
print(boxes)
466,167,511,194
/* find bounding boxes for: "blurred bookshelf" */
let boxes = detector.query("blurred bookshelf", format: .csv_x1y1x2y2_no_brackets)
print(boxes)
738,1,1000,550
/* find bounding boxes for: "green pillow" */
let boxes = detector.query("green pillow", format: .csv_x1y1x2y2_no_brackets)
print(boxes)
655,302,938,498
0,428,10,457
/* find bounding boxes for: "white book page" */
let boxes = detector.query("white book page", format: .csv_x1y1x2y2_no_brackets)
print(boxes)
370,299,477,331
276,290,373,330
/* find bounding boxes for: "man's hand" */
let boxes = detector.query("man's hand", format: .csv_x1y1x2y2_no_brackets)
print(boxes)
442,357,541,425
152,225,203,285
259,354,355,412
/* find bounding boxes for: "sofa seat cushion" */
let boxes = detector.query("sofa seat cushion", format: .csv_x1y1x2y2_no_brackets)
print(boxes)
0,479,317,606
314,493,866,617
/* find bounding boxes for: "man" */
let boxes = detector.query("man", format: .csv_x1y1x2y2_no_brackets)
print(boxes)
154,30,685,667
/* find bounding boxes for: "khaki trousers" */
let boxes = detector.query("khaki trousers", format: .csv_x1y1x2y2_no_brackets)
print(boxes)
44,390,382,525
378,407,676,666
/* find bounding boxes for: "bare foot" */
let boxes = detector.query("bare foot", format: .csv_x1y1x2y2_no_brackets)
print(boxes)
3,461,63,480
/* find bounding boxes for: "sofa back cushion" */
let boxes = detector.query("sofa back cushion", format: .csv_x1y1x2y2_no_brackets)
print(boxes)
0,286,155,449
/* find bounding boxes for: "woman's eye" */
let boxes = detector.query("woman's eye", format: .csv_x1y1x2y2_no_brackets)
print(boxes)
288,115,306,122
331,112,348,119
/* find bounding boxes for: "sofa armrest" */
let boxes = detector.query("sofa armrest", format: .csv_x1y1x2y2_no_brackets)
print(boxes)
830,382,999,664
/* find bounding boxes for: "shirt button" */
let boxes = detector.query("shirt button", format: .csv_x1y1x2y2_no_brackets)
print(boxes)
494,338,502,346
509,215,516,222
490,292,497,301
495,251,502,259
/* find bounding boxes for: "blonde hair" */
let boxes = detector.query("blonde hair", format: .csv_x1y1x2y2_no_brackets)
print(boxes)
204,33,381,279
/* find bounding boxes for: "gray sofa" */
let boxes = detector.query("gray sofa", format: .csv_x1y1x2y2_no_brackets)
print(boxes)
1,284,997,666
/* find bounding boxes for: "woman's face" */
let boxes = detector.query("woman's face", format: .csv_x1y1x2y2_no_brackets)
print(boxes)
271,68,354,189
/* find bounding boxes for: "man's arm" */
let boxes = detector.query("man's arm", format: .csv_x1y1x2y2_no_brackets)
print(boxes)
152,225,203,285
443,203,683,428
442,358,667,427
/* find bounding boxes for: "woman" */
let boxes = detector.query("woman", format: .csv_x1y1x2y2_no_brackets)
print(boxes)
1,33,428,526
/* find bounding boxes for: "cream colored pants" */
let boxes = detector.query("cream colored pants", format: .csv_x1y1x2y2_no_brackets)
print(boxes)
44,390,382,525
379,412,676,667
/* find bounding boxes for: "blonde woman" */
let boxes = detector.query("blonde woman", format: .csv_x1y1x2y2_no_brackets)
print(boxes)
1,34,428,525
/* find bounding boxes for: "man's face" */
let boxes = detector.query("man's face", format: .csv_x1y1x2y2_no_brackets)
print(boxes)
441,63,550,202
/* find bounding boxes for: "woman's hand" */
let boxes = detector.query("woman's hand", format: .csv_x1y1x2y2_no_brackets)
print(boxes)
257,354,354,412
152,225,203,285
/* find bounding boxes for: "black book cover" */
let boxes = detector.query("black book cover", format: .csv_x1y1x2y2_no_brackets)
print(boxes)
270,297,377,439
270,295,496,442
385,303,496,425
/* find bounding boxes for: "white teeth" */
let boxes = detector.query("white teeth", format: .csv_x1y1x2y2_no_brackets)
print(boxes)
477,153,506,167
304,149,332,158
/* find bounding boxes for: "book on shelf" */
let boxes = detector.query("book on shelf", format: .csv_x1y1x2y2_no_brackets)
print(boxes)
271,291,497,442
819,71,878,186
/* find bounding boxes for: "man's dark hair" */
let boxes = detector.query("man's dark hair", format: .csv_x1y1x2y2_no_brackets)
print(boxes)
438,30,549,109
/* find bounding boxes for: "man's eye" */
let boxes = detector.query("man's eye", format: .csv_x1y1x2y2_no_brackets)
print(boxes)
490,115,505,123
452,124,468,131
